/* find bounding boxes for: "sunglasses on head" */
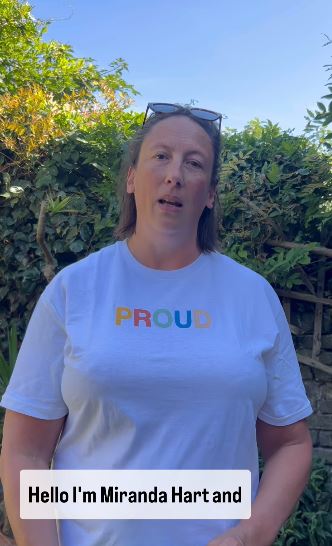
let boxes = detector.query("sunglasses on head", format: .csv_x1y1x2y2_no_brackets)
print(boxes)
143,102,222,133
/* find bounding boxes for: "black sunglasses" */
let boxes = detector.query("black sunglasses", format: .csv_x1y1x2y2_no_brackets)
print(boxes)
143,102,222,133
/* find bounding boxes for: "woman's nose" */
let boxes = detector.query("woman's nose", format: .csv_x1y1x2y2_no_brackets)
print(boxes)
164,161,184,186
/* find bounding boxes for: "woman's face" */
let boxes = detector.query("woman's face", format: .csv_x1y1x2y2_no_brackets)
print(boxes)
127,115,215,239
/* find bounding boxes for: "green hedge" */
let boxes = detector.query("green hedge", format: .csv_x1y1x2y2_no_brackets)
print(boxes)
1,119,332,351
273,458,332,545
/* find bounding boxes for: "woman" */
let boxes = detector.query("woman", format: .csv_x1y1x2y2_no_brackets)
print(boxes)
1,103,313,546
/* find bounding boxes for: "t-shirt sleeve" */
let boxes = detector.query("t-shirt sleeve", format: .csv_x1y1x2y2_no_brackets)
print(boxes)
0,281,68,419
257,282,313,426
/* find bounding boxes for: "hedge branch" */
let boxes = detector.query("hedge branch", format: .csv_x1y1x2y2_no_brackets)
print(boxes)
275,288,332,306
297,353,332,376
36,199,56,283
266,239,332,258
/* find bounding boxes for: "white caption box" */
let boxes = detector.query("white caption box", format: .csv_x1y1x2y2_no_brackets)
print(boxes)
20,469,251,519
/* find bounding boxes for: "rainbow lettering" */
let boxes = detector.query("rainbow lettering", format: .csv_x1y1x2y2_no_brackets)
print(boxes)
115,307,211,329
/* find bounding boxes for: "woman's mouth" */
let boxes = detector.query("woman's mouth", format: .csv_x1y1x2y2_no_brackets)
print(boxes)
158,198,182,208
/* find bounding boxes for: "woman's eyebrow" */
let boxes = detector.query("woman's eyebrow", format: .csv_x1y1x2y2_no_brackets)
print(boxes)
150,143,207,158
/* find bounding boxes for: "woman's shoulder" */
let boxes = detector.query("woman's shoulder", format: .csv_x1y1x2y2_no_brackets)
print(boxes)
59,241,119,277
208,250,280,310
41,241,122,307
209,250,267,285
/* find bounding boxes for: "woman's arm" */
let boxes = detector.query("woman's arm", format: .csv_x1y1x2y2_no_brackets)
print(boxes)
0,409,66,546
246,418,312,545
208,418,313,546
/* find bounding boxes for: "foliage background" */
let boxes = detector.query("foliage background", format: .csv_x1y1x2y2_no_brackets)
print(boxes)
0,1,332,544
1,1,331,346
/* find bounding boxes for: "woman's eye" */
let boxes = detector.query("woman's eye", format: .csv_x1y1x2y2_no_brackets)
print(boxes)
188,160,202,169
155,153,168,160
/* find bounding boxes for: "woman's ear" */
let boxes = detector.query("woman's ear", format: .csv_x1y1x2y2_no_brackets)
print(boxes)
206,187,216,209
127,166,136,194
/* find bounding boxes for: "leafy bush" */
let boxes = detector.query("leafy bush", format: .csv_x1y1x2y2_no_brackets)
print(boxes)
273,458,332,546
0,0,141,349
305,35,332,150
2,118,332,357
0,325,18,445
0,119,140,344
219,119,332,287
0,325,17,396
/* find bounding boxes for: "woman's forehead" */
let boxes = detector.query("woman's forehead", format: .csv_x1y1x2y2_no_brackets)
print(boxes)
142,115,213,155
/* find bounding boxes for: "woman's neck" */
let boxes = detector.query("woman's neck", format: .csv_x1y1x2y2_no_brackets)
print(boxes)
127,232,201,271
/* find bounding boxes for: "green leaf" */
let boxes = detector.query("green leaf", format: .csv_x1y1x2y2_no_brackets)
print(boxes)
0,286,9,299
9,185,24,194
71,150,80,162
269,210,282,217
3,172,11,186
35,173,54,188
322,113,332,126
266,162,281,184
69,239,85,253
251,225,260,238
91,162,110,174
79,224,91,241
47,195,75,214
317,102,327,112
238,248,248,258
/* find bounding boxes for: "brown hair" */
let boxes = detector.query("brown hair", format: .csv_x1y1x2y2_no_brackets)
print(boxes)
114,106,222,253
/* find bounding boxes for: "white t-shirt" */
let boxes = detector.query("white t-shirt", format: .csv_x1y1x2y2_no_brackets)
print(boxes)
1,240,313,546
